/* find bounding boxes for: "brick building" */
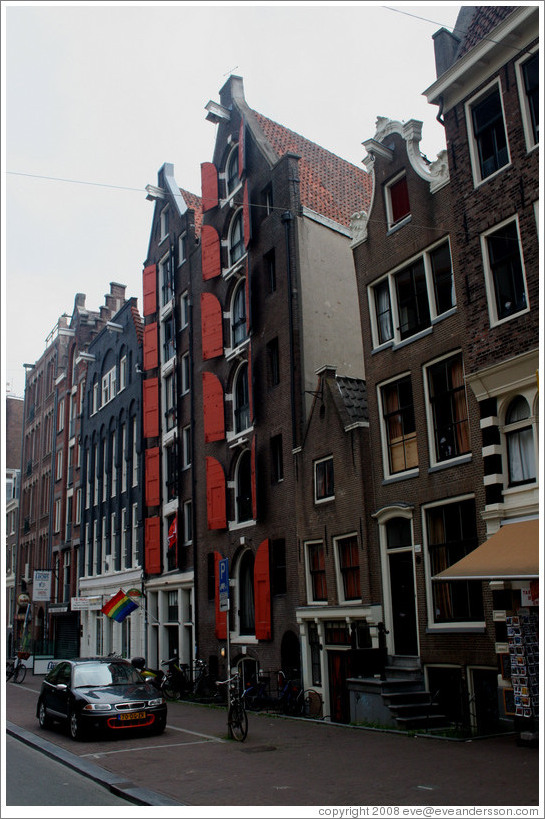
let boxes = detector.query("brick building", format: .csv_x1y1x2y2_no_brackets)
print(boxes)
424,4,539,735
79,296,145,658
140,164,202,672
5,394,24,656
193,75,372,687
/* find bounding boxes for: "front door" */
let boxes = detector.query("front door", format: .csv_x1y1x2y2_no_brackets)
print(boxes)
327,651,351,723
388,550,418,655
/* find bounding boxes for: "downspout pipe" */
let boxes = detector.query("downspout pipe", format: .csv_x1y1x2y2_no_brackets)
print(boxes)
281,210,298,451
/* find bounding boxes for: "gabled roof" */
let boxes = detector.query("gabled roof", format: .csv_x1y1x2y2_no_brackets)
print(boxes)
179,188,203,236
252,110,372,228
129,301,144,345
454,6,517,60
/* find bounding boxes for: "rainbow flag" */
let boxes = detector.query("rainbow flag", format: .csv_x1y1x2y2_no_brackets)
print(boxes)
101,589,138,622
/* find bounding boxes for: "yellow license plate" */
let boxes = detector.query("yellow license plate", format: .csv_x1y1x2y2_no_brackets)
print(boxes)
119,711,146,721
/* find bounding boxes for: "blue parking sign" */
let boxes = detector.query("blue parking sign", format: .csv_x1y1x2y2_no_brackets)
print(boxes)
219,558,229,611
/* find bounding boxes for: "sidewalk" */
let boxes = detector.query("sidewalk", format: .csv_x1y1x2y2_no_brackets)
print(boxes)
5,674,541,810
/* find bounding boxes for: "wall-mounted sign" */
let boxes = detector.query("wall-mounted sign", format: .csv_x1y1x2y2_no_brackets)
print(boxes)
71,596,103,611
33,571,51,602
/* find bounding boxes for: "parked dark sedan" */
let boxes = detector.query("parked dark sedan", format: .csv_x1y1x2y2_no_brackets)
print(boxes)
36,657,167,740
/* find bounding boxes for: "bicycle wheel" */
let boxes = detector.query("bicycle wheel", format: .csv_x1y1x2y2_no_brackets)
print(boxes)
6,662,15,681
228,703,248,741
163,680,180,700
14,663,27,684
303,689,323,718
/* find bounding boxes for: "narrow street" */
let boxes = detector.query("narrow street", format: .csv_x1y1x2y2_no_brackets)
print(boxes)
5,674,540,810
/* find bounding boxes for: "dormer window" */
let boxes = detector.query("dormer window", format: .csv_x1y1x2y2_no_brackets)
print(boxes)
385,173,410,229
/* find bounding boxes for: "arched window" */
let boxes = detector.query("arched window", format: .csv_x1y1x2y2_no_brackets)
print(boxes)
229,210,245,267
238,550,255,635
505,396,536,486
234,364,250,434
226,146,239,195
236,450,253,523
231,281,247,347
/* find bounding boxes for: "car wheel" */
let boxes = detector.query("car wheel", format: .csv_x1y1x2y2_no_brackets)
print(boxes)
69,710,85,741
38,701,51,729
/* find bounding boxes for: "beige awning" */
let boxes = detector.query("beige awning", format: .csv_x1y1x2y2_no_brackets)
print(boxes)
434,518,539,580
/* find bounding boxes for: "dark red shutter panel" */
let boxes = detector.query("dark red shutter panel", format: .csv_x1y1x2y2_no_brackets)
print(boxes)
143,264,157,317
201,292,223,360
214,551,227,639
143,323,158,371
145,447,160,506
254,538,271,640
251,435,257,521
201,162,218,212
390,176,410,224
243,181,251,248
142,378,159,438
206,457,226,530
203,372,225,442
145,517,161,574
238,119,245,177
201,225,221,280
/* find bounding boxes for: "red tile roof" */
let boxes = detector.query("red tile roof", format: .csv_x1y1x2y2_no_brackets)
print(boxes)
180,188,203,236
455,6,517,59
252,111,372,228
130,302,144,345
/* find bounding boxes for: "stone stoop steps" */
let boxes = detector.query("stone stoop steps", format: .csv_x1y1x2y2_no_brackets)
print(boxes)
350,656,450,731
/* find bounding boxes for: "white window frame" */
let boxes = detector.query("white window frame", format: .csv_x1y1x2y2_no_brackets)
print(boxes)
465,78,511,187
132,503,139,567
423,350,470,469
225,144,241,197
377,372,419,481
132,417,138,487
159,205,169,242
181,352,190,394
75,487,81,525
182,425,191,469
178,232,187,266
159,252,173,308
92,382,99,415
368,237,455,350
102,366,116,406
314,456,334,504
228,208,246,269
57,398,65,432
499,390,538,492
183,499,192,545
333,533,361,605
111,431,117,498
385,171,411,231
121,423,127,492
480,215,530,328
180,290,190,328
121,507,128,569
421,494,485,632
54,498,62,533
515,46,539,153
55,449,63,481
232,361,251,436
119,355,127,392
304,540,328,605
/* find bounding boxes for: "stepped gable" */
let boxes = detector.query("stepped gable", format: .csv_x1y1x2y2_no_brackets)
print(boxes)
454,6,517,59
180,188,203,235
335,376,368,425
252,110,372,229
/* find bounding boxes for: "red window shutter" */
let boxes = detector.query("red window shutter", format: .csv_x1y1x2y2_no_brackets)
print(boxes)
142,378,159,438
145,516,161,574
206,457,226,530
143,264,157,317
254,538,271,640
238,119,245,177
145,447,160,506
203,372,225,442
201,162,218,212
389,176,410,224
201,292,223,360
143,323,158,371
243,181,251,248
214,551,227,639
251,435,257,520
201,225,221,280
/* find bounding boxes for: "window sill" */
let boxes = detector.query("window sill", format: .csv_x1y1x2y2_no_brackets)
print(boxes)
222,255,247,281
314,496,335,506
473,160,511,189
386,214,411,235
426,623,486,634
225,337,250,361
428,453,472,473
489,304,530,330
228,519,256,532
382,469,419,485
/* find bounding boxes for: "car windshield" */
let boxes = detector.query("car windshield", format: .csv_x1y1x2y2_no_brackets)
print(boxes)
73,662,144,688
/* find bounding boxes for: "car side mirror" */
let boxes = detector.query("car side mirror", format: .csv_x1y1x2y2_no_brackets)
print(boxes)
56,683,68,691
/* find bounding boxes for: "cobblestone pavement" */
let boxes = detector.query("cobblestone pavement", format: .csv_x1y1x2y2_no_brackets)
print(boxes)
5,674,541,812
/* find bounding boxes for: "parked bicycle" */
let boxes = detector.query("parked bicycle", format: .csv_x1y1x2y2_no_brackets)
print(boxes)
160,657,191,700
216,672,248,741
277,670,304,716
241,672,275,711
6,652,29,684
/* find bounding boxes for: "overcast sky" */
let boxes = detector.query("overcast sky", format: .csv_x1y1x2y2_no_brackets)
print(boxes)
2,1,463,398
